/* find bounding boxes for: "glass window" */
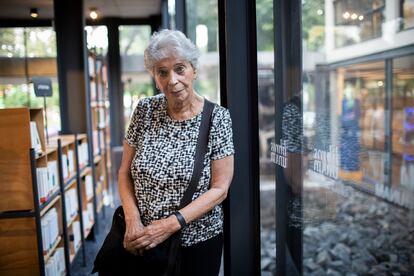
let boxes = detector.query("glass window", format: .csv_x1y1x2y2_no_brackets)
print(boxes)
393,55,414,191
334,0,385,47
256,0,276,274
186,0,220,103
402,0,414,29
0,27,60,136
85,25,108,55
119,25,153,129
301,0,414,275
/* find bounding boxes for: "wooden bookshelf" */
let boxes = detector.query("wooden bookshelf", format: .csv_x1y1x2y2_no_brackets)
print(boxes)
88,51,112,212
0,108,45,212
0,108,96,275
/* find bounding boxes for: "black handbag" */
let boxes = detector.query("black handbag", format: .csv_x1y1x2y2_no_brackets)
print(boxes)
92,99,215,276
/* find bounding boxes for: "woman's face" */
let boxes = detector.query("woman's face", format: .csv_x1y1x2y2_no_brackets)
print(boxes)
153,56,197,104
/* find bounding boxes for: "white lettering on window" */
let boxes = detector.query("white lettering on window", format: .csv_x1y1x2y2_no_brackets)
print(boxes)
312,145,339,179
270,139,288,168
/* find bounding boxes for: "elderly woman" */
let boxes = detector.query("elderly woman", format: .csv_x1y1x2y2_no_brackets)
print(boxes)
118,29,234,276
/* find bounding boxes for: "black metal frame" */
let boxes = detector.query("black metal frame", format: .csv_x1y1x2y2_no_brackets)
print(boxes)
30,149,46,276
57,139,72,276
74,134,87,266
218,0,260,275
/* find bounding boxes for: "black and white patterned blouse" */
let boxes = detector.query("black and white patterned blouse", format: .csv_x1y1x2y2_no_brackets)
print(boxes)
125,94,234,246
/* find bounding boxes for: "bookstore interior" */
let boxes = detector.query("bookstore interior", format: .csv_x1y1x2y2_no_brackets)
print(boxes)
1,0,414,276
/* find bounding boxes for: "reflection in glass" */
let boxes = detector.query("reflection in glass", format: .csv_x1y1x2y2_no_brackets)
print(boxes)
393,56,414,191
303,0,414,275
333,0,385,47
256,0,276,274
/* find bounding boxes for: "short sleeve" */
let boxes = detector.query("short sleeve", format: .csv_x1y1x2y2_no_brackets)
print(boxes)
210,108,235,160
124,101,143,148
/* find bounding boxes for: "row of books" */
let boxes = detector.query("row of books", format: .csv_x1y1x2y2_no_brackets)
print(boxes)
97,107,106,128
65,188,78,223
61,150,75,180
45,247,65,276
30,121,42,156
82,202,94,236
78,142,89,168
36,161,58,204
41,208,59,255
85,175,93,200
71,220,82,253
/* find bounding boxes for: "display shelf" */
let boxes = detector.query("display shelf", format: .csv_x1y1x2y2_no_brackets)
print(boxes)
0,108,98,275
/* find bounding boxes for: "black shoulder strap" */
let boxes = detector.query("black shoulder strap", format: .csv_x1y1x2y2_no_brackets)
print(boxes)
178,99,214,209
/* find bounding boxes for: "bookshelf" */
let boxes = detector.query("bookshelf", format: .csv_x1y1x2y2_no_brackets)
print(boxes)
0,108,66,276
87,51,112,213
0,107,99,275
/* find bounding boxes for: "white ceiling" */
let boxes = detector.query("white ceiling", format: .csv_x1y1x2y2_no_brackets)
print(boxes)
0,0,162,19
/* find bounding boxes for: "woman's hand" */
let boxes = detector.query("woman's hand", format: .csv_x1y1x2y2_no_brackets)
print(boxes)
123,218,145,255
129,216,180,251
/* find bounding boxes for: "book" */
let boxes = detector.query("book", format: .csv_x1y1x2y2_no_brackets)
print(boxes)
30,121,42,155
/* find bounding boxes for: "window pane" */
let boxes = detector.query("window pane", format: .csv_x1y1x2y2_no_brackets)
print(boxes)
0,27,60,136
393,55,414,191
303,0,414,275
85,25,108,55
403,0,414,29
119,25,153,129
256,0,275,274
186,0,220,103
334,0,385,47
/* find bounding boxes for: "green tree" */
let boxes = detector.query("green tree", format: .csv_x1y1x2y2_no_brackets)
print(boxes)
302,0,325,51
256,0,274,51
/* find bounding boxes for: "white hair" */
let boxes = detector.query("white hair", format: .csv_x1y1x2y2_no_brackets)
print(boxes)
144,29,200,75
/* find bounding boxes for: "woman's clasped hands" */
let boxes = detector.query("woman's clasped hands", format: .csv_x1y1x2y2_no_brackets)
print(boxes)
123,216,179,256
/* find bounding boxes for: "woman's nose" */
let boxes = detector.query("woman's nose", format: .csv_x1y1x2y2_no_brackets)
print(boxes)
168,71,178,85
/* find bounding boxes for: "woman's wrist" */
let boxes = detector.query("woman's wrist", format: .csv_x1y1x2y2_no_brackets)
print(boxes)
173,211,187,229
166,214,183,232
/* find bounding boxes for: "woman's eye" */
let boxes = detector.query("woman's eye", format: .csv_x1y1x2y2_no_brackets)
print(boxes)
175,66,185,74
158,70,168,77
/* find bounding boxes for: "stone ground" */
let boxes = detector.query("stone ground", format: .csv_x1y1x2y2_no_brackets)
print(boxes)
259,172,414,276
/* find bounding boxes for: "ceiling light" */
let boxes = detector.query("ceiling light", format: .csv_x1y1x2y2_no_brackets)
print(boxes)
343,12,350,19
89,8,99,20
351,13,358,20
358,15,364,21
30,8,38,18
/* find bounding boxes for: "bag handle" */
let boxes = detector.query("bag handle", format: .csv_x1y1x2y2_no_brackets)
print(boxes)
178,99,214,209
165,99,214,276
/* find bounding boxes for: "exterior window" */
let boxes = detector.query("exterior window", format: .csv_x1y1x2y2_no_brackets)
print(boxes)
402,0,414,29
119,25,153,129
302,0,414,275
186,0,220,103
334,0,385,47
0,27,60,135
